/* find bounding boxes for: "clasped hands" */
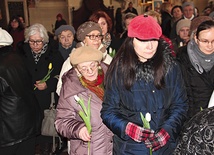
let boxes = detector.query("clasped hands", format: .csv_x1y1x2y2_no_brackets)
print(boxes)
125,122,170,151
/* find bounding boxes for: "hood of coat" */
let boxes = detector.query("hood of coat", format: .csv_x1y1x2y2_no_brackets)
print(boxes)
61,62,108,99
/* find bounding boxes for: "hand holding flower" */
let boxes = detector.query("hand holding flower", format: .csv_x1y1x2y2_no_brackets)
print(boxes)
34,80,47,90
34,63,53,90
79,126,91,141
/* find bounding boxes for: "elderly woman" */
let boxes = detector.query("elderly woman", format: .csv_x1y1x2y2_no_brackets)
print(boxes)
55,25,76,61
89,10,120,52
55,46,113,155
17,23,64,154
56,21,112,95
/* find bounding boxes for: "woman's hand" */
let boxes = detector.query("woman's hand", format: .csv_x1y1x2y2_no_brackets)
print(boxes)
34,80,47,90
79,126,91,142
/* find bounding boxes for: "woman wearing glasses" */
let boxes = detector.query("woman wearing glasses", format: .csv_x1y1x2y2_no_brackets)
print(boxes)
177,20,214,120
56,21,112,95
55,46,113,155
17,23,64,154
89,10,120,53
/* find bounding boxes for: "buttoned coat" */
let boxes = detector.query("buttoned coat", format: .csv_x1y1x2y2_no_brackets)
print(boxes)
55,63,113,155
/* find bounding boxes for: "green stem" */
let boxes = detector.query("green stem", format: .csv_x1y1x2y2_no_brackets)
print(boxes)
150,147,152,155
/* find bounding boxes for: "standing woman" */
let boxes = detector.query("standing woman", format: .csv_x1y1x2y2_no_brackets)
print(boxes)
177,20,214,120
56,21,112,95
89,10,120,52
55,46,113,155
7,16,25,52
18,23,64,153
101,15,188,155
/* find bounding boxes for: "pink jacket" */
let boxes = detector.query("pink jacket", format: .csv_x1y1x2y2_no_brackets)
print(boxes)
55,63,113,155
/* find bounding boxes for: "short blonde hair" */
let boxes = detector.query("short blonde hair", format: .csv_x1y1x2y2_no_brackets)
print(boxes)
145,10,162,25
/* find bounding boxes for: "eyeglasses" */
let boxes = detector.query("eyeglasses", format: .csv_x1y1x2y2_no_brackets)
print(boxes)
77,61,98,73
197,38,214,46
86,35,103,40
28,40,44,45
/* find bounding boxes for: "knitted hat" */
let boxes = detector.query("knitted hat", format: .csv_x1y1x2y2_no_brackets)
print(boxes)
55,25,75,36
128,15,162,40
70,46,103,65
176,19,191,35
0,28,13,46
76,21,102,41
189,16,212,35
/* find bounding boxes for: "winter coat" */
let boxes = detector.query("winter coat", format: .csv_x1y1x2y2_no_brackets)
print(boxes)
177,46,214,119
101,44,188,155
17,39,64,119
0,46,41,147
55,63,113,155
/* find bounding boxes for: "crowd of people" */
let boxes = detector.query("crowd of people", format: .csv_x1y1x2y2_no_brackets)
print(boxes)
0,1,214,155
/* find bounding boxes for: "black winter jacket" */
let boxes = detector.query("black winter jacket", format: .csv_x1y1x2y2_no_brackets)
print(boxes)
0,46,41,147
177,46,214,119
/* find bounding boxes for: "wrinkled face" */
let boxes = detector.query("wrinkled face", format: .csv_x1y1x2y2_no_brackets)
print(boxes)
11,19,19,29
133,38,158,62
59,30,74,49
29,33,44,53
76,61,99,81
179,27,190,40
183,6,194,19
98,17,108,35
84,30,102,49
195,27,214,55
172,8,183,19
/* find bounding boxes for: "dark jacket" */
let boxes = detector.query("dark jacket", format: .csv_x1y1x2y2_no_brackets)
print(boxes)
177,46,214,119
0,46,41,147
161,11,172,38
18,39,64,119
101,41,188,155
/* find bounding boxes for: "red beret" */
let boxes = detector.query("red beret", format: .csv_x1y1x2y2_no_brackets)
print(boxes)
128,15,162,40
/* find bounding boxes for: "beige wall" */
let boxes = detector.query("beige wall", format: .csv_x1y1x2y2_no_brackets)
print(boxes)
27,0,210,32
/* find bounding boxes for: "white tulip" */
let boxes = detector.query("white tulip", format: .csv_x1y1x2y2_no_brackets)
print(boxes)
145,112,151,122
74,95,80,102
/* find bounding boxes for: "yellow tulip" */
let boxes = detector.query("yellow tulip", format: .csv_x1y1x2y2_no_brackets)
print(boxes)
48,63,52,70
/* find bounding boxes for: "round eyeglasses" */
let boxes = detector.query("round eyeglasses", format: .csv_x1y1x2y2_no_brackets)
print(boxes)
86,35,103,40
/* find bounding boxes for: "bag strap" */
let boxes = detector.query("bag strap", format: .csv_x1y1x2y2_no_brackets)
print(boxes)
50,92,55,109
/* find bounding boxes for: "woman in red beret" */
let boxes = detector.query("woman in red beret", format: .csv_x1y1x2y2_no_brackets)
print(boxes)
101,15,188,155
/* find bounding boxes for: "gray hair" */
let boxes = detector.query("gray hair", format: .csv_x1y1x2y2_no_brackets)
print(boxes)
182,2,194,10
24,23,49,43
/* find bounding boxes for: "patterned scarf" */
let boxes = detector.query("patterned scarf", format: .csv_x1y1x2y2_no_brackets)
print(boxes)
102,33,111,49
31,43,48,64
79,68,104,101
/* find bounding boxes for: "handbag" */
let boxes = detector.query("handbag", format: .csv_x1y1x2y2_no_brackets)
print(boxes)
41,92,60,152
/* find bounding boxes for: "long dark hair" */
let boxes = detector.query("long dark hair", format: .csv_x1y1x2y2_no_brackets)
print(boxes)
105,37,170,90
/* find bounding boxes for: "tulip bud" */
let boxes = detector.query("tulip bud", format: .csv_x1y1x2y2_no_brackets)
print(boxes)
48,63,52,70
74,95,80,102
145,113,151,122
